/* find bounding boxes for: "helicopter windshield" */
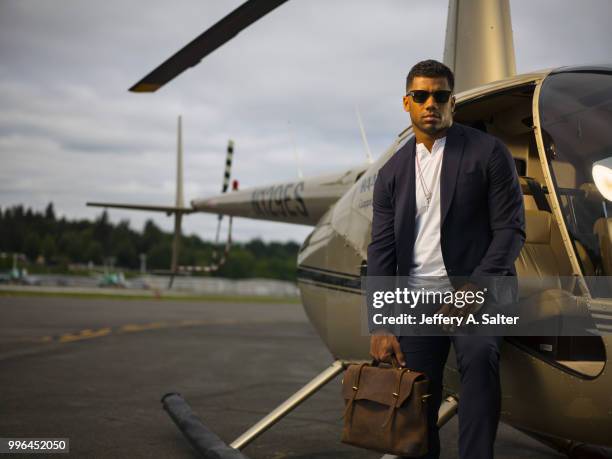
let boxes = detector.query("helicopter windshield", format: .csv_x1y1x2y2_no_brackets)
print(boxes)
538,70,612,289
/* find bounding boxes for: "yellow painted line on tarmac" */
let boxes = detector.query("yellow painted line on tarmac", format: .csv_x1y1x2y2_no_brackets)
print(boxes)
1,318,303,362
17,319,296,350
179,319,208,326
37,318,247,346
119,321,170,333
59,328,112,343
178,319,240,326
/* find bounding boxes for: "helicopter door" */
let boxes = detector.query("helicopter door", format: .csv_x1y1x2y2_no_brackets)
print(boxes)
453,79,608,378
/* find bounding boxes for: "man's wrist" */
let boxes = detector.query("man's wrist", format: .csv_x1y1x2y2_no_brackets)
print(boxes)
371,327,394,337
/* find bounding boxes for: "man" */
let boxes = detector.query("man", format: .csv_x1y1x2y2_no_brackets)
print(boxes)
367,60,525,459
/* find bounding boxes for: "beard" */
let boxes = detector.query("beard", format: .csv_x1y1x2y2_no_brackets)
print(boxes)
416,119,447,136
413,114,452,136
420,124,442,135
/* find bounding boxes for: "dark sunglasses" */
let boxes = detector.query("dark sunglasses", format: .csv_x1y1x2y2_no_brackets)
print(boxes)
407,90,452,104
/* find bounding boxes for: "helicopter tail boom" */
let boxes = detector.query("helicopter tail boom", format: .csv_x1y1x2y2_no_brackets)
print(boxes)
191,165,367,226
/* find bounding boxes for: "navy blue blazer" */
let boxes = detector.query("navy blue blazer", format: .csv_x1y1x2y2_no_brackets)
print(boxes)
367,122,525,281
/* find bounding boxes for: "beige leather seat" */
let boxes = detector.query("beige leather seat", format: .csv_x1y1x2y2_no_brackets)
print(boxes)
515,209,574,298
519,177,542,211
514,210,584,342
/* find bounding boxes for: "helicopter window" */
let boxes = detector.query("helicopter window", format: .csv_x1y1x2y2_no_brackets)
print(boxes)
539,71,612,294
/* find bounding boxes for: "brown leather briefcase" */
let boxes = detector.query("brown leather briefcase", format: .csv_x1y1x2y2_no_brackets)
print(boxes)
341,360,430,457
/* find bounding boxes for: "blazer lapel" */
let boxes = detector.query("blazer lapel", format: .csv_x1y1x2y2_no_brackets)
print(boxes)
440,123,465,225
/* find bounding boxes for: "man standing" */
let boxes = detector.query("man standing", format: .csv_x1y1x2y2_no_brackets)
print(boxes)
367,60,525,459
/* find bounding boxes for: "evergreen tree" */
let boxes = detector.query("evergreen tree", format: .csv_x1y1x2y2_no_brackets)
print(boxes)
45,203,56,221
0,203,299,280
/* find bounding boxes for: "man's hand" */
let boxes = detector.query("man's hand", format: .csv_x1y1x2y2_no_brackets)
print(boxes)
369,329,406,367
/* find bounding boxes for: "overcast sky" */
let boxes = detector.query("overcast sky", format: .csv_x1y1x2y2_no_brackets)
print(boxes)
1,0,611,243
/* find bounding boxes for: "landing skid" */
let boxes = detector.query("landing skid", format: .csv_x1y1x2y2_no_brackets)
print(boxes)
162,360,459,458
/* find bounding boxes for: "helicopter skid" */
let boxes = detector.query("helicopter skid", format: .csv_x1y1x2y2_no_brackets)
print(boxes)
161,359,463,458
162,360,346,457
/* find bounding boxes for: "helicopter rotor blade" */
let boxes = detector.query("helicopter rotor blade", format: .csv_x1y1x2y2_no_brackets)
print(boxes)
129,0,290,93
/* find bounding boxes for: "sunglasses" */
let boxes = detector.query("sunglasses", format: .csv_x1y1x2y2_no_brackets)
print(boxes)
406,90,452,104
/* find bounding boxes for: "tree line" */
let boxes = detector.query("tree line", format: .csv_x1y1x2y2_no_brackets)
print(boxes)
0,203,300,281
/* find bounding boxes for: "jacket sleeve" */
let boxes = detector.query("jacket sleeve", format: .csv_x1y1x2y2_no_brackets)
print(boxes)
471,139,526,278
367,168,397,277
366,167,398,335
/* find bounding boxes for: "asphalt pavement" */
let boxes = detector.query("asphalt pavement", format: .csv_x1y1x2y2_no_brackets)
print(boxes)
0,295,564,458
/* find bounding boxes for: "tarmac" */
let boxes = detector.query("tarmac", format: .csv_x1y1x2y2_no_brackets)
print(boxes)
0,294,565,458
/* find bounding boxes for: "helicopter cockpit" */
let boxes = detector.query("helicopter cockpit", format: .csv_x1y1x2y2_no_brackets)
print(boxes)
455,68,612,379
438,69,612,378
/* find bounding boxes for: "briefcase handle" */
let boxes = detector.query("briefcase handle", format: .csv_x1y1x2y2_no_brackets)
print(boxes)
371,355,402,369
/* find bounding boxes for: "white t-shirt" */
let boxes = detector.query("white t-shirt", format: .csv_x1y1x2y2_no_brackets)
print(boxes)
409,136,448,278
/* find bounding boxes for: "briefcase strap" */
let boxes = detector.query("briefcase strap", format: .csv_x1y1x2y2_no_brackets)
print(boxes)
342,362,368,424
381,368,410,428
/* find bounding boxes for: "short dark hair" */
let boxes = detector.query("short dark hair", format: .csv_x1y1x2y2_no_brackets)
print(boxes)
406,60,455,92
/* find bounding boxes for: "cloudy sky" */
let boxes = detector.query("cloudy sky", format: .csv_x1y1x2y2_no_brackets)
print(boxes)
1,0,611,243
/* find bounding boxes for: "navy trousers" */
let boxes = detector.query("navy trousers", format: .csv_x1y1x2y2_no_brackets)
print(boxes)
399,335,503,459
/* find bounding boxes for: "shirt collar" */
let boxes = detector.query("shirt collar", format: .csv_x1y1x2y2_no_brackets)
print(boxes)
416,136,446,155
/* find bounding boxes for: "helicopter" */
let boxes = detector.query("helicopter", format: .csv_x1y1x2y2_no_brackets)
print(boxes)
88,0,612,457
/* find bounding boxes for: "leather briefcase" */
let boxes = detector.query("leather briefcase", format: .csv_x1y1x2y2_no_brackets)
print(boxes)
341,359,430,457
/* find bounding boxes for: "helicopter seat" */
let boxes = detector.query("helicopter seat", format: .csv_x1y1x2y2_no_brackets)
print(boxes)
515,209,574,299
518,177,540,211
514,210,584,348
